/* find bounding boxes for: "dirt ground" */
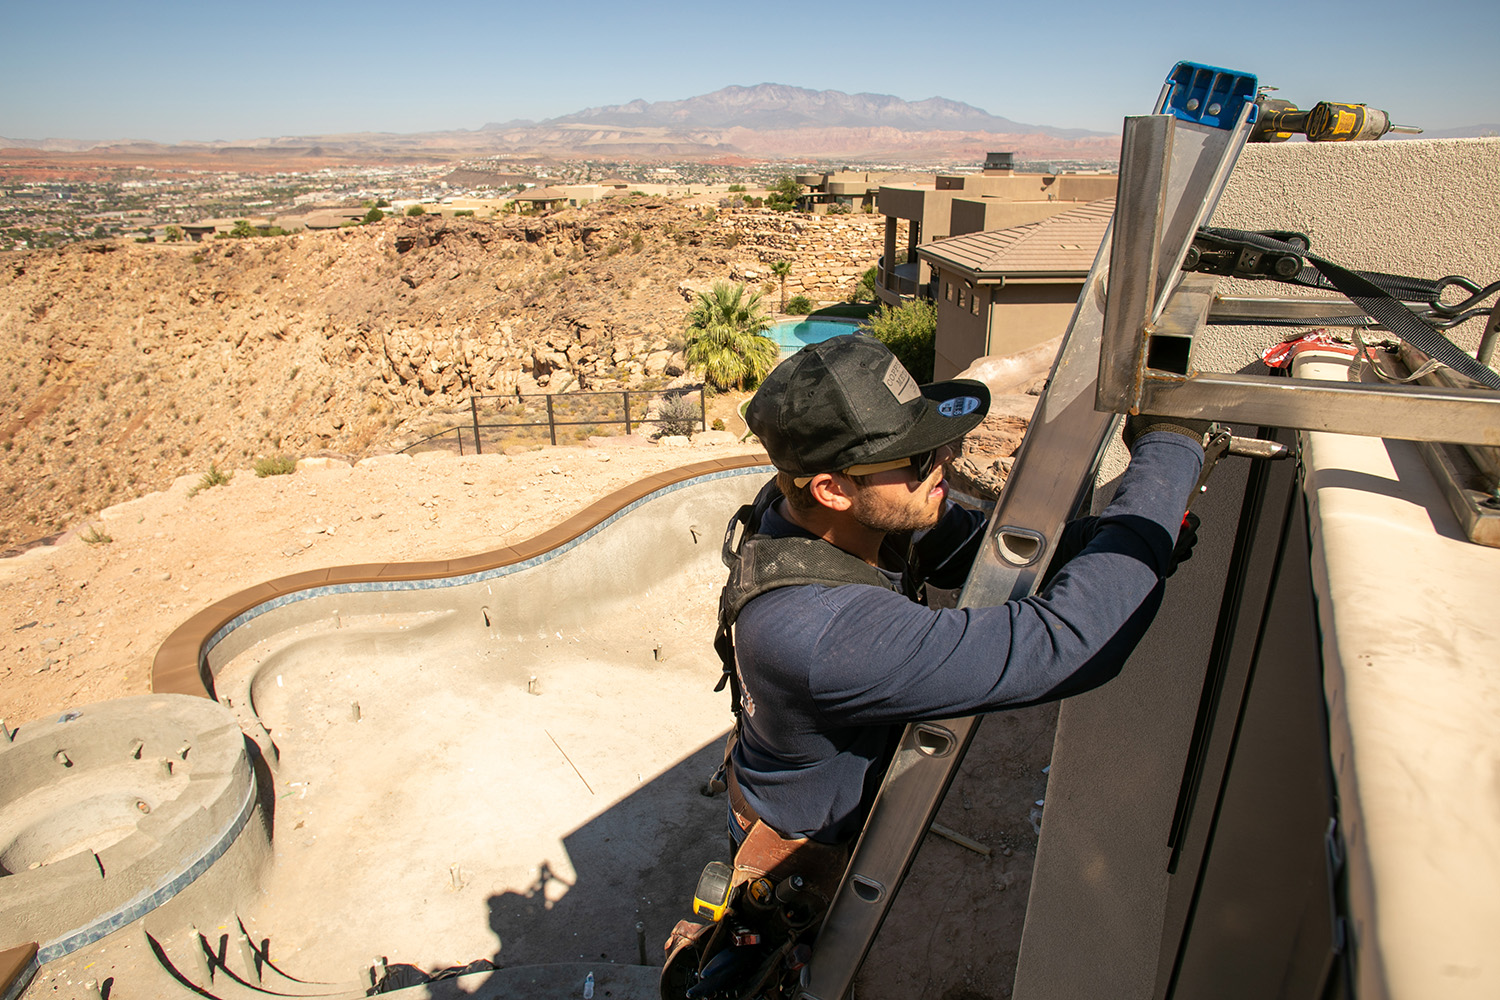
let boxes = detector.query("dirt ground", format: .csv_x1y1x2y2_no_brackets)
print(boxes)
1,410,1052,1000
0,391,755,730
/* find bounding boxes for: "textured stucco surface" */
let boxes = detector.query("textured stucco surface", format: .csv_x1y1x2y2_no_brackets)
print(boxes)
1200,136,1500,372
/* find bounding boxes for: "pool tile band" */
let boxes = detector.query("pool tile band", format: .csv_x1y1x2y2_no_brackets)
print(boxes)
33,764,258,966
153,457,773,700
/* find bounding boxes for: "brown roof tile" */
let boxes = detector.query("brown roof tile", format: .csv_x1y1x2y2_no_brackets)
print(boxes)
919,198,1115,277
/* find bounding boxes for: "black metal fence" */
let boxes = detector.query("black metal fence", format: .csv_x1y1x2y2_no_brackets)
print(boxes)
400,386,708,456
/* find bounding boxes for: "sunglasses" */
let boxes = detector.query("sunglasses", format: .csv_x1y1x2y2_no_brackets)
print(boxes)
793,441,962,488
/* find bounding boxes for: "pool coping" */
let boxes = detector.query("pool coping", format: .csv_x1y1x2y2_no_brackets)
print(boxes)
151,453,773,701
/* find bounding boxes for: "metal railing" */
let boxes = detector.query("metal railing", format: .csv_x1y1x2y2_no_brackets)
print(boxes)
399,386,708,456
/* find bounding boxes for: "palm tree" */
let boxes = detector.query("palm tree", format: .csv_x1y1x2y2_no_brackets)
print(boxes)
770,259,793,313
684,282,778,391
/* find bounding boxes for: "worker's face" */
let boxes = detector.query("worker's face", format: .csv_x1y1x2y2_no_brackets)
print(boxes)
845,441,958,534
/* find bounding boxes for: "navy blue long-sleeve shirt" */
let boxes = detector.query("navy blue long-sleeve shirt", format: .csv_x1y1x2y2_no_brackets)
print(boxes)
729,432,1203,842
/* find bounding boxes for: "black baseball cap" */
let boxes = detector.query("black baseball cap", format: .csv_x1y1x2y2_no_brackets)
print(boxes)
746,335,990,477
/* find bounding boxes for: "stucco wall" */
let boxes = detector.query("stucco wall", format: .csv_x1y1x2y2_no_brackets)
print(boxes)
1200,137,1500,371
933,277,1085,379
949,198,1079,237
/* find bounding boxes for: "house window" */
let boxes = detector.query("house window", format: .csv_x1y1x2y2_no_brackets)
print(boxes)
957,288,966,309
971,290,981,316
945,282,953,302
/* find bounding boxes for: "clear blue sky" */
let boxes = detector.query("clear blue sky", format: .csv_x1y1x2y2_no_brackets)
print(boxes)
4,0,1496,142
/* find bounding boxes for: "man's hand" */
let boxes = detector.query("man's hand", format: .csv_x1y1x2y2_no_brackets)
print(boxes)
1166,511,1200,578
1124,413,1211,452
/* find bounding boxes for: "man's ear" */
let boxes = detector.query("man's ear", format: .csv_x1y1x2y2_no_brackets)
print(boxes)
807,472,855,512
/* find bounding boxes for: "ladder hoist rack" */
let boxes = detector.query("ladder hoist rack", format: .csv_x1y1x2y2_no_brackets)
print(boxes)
800,60,1500,1000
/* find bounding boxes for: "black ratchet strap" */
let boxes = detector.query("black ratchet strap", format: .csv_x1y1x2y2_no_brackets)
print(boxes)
1194,227,1500,390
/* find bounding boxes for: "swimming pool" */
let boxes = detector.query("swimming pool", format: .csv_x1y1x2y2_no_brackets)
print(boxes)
763,318,865,354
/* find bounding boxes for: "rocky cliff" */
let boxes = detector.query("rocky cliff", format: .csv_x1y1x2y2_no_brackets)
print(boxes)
0,198,887,549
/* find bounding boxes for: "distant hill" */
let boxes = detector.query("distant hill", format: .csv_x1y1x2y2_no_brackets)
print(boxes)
4,87,1495,162
2,84,1123,164
498,83,1110,141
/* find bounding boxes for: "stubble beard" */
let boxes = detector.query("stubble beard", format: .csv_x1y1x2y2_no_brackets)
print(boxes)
849,479,945,535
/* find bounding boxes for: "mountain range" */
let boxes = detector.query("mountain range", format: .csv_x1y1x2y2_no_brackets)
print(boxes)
489,84,1109,140
5,84,1487,164
0,85,1122,163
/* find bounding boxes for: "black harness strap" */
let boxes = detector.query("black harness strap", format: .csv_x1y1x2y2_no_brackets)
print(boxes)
712,478,908,722
1197,227,1500,390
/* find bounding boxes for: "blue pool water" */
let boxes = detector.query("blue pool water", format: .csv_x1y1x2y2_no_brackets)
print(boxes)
763,318,865,354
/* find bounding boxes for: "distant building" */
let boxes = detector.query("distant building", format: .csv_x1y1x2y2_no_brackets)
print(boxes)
180,216,274,241
295,208,368,230
510,184,619,210
792,170,926,214
875,154,1117,307
918,198,1114,378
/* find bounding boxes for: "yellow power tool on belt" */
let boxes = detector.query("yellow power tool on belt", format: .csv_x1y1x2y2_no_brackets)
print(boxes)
1252,89,1423,142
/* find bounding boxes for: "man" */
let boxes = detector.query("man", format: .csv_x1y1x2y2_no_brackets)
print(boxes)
718,334,1205,848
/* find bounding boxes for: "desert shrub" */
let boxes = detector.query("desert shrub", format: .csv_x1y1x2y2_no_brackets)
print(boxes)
454,210,475,217
406,205,426,217
863,299,937,382
727,184,746,193
631,232,645,252
851,266,878,304
712,418,726,431
188,463,232,497
253,454,297,477
785,295,814,315
362,207,384,224
80,524,113,545
655,394,700,438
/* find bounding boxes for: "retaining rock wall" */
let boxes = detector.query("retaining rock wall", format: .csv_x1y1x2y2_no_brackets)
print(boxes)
718,210,910,304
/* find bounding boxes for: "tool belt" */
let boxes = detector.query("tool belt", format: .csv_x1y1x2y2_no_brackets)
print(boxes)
726,766,849,906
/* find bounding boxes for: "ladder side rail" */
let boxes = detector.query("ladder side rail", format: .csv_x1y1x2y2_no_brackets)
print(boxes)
1098,113,1258,416
1096,114,1174,415
1149,99,1257,327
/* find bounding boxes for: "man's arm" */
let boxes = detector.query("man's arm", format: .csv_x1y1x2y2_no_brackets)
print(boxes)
784,432,1204,723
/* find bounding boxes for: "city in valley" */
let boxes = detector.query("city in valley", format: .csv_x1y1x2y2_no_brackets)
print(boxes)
0,152,1111,251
